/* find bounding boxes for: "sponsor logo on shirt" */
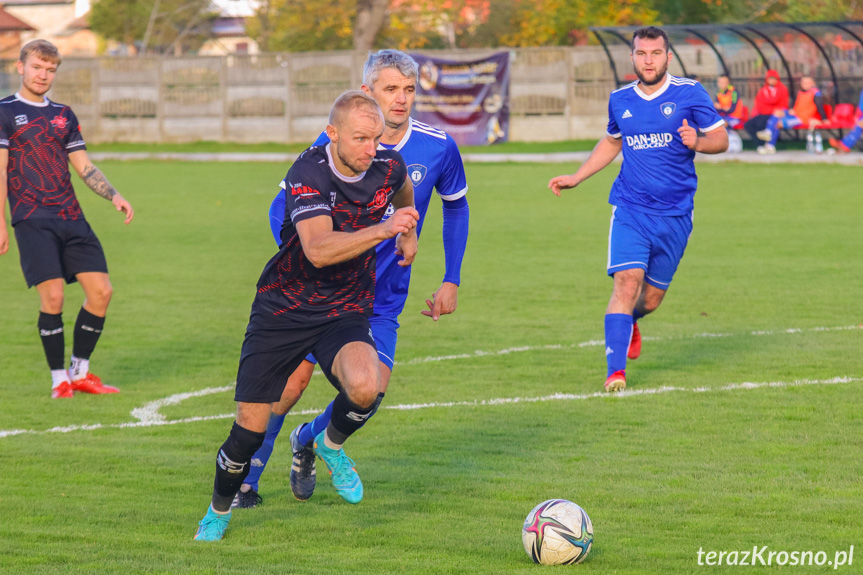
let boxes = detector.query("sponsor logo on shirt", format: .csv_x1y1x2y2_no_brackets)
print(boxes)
622,109,633,119
290,183,320,197
626,133,674,150
14,114,27,126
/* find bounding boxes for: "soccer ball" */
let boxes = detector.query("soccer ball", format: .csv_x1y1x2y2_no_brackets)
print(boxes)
522,499,593,565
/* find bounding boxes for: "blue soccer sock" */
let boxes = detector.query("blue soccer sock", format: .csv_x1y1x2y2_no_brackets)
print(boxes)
843,124,862,149
297,401,334,446
765,116,780,145
605,313,633,377
632,307,645,322
243,412,286,491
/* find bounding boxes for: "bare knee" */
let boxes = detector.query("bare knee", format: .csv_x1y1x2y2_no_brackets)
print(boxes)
609,270,644,311
40,291,64,314
343,370,378,408
332,342,380,408
86,283,113,312
37,280,65,314
642,294,663,313
640,284,667,314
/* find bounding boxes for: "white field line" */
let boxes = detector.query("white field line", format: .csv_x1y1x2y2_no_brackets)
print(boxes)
1,376,860,439
401,324,863,365
1,324,861,439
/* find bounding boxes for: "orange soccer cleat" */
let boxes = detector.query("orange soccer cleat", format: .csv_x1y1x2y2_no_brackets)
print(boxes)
604,370,626,393
71,373,119,395
828,138,850,154
627,322,642,360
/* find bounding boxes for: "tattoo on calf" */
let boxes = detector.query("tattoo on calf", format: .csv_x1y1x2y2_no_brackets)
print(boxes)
81,165,117,200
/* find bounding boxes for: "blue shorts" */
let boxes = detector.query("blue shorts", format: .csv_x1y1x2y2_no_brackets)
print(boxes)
778,114,803,129
305,313,400,370
607,204,693,289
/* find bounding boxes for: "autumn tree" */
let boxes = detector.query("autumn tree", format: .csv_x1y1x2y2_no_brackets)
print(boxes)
90,0,217,55
245,0,863,53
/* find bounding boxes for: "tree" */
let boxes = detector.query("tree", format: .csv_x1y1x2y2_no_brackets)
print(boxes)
90,0,218,55
355,0,389,51
246,0,355,52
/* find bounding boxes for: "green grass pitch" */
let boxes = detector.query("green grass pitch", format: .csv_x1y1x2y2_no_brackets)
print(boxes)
1,158,861,574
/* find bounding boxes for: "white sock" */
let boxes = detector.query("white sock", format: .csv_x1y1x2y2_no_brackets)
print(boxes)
323,429,342,451
69,356,89,381
210,504,230,516
51,369,70,388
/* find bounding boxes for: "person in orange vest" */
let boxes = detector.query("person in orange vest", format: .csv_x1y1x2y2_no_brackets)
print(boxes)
756,76,827,154
714,75,744,128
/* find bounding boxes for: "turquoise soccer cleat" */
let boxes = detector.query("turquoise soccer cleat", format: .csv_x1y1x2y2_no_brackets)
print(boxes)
313,430,363,504
194,506,231,541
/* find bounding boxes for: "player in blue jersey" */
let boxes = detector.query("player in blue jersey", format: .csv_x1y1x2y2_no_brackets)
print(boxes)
0,40,134,398
548,26,727,392
231,49,469,508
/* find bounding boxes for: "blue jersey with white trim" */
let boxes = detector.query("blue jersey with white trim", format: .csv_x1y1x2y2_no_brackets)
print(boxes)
606,74,724,215
275,117,467,318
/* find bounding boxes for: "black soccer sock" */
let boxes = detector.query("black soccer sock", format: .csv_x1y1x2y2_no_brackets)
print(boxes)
364,392,385,425
38,312,65,371
211,422,266,512
72,307,105,360
327,392,376,445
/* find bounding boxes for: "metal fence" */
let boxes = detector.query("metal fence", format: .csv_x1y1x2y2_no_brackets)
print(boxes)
0,47,615,143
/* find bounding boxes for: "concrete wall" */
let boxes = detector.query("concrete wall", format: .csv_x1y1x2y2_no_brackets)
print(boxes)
0,47,620,143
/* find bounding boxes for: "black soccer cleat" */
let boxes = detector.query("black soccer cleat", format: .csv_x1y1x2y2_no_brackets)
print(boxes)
231,488,262,509
289,424,317,501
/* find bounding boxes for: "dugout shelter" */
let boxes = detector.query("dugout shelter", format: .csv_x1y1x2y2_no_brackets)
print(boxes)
591,22,863,121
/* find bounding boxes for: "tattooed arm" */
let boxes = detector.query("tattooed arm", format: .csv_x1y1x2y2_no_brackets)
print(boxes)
69,150,134,224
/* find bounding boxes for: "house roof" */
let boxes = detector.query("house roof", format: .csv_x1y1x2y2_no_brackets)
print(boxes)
0,6,36,31
212,16,246,37
0,0,73,5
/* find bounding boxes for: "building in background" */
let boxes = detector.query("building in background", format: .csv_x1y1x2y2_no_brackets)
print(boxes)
0,6,36,58
199,15,259,56
1,0,95,56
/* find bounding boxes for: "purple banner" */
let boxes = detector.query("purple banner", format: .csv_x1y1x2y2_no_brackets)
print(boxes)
411,52,511,147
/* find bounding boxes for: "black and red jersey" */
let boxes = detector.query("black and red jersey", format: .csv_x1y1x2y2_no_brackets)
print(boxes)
255,144,408,322
0,93,87,225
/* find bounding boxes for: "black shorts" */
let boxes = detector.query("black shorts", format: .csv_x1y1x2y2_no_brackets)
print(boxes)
234,309,376,404
14,219,108,288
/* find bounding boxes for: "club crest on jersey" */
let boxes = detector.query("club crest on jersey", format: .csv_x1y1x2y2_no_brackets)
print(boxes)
14,114,27,126
371,187,391,209
660,102,676,118
407,164,427,185
50,115,68,130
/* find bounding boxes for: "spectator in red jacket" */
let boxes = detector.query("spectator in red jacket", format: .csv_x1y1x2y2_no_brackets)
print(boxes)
744,70,789,141
755,76,827,154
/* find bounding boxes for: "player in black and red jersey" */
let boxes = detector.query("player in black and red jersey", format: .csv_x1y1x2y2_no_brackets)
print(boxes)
194,90,419,541
0,40,134,399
